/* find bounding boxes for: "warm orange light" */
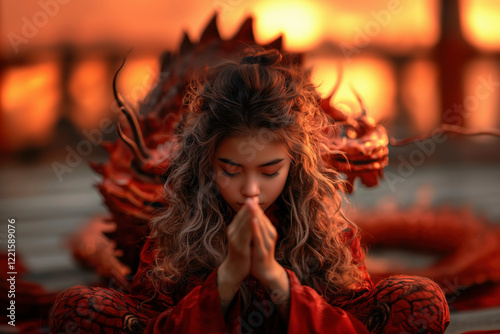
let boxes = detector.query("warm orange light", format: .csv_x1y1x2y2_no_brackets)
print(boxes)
253,0,323,51
116,56,160,108
463,58,500,139
460,0,500,51
324,0,440,53
69,59,110,130
307,54,396,122
1,62,60,150
401,60,440,133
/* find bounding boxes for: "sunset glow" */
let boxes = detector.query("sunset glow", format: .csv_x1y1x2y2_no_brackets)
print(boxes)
463,58,500,136
308,55,396,122
253,1,324,51
2,1,500,154
69,59,110,129
460,0,500,51
401,60,440,133
116,56,160,108
2,62,61,150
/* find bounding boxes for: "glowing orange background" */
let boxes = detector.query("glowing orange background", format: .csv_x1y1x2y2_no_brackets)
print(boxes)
1,0,500,152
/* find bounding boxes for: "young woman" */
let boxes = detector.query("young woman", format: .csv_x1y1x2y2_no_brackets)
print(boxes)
50,48,449,333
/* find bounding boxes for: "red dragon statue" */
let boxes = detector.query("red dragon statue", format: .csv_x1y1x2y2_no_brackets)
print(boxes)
70,13,500,313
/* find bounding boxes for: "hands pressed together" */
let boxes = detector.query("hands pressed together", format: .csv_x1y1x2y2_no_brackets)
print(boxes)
217,197,290,319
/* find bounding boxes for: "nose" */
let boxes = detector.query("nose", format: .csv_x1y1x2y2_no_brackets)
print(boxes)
241,174,260,198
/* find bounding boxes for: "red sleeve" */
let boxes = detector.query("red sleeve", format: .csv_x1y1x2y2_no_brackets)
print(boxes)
130,238,243,333
280,229,372,333
284,268,369,334
143,268,242,333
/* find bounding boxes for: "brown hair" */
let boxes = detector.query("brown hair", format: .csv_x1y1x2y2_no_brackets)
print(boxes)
148,47,365,306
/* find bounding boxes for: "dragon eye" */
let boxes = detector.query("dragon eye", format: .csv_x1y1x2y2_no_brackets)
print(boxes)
339,125,357,139
346,128,357,139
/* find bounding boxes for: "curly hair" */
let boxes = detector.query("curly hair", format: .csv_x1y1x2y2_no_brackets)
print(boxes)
148,46,366,306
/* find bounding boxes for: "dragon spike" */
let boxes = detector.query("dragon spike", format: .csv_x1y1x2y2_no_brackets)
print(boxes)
180,32,193,55
350,85,366,116
268,35,283,51
159,51,172,74
200,13,221,43
231,16,255,43
113,57,151,161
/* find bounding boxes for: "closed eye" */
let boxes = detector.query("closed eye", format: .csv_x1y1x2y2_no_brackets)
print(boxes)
222,170,280,179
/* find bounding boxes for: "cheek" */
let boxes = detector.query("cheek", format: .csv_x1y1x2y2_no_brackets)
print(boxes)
215,175,236,199
275,168,290,193
214,171,230,189
264,173,289,198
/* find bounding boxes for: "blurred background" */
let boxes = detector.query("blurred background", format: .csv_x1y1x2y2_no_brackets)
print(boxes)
2,0,500,158
1,0,500,332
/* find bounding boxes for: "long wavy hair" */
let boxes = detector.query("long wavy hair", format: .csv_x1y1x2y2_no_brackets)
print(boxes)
148,47,366,305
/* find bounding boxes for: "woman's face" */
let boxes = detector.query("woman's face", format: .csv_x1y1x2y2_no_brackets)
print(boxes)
213,131,291,213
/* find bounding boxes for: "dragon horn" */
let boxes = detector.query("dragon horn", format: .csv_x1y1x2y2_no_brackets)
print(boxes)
117,122,148,165
321,63,348,121
350,85,366,116
113,55,151,161
331,62,343,98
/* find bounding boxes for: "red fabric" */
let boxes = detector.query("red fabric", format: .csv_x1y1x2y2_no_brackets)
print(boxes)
139,256,369,334
49,206,450,333
129,206,372,333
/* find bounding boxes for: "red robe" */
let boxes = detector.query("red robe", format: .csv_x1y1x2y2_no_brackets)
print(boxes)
49,205,450,333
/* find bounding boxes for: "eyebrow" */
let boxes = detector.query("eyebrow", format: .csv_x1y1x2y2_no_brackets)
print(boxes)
217,158,284,167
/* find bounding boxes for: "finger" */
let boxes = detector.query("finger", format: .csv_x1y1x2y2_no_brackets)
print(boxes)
255,211,271,250
252,208,277,249
251,215,265,254
243,198,274,246
251,201,275,241
230,205,251,233
233,222,252,247
262,211,278,242
231,206,253,244
246,196,261,218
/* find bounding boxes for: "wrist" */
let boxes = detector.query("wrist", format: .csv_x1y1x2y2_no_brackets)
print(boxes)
261,263,290,305
217,261,242,290
217,263,241,315
260,262,287,286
